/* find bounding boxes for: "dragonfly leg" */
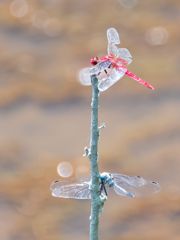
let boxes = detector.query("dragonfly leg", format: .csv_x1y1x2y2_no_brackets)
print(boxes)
103,185,108,196
99,184,104,195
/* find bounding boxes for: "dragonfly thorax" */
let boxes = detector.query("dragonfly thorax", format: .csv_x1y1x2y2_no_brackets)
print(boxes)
100,172,114,187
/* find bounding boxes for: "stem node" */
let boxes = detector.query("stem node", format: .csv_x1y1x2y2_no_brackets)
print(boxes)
83,146,89,157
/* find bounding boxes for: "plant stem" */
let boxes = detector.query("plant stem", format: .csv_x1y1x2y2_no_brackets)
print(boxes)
88,75,106,240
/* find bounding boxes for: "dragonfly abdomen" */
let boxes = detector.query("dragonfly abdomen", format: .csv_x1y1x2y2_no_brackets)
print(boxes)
125,70,154,90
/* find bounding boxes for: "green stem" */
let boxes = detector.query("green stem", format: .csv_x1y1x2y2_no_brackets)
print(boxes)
88,75,106,240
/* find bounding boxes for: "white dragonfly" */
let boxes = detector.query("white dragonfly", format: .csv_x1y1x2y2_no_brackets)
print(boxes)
50,172,161,199
79,28,154,91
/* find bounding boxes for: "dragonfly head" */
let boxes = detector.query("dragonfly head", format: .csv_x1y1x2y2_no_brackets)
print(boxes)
100,172,114,187
91,56,99,66
100,175,106,182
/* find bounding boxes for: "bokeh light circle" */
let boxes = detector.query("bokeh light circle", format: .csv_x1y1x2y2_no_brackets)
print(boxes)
18,6,34,24
57,162,73,177
119,0,138,9
10,0,28,18
145,27,168,45
77,68,91,86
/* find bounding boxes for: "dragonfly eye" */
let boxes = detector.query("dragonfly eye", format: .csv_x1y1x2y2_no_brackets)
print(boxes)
100,176,105,181
91,56,99,66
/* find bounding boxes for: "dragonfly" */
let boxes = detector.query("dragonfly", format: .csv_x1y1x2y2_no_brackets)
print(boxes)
82,28,154,91
50,172,161,199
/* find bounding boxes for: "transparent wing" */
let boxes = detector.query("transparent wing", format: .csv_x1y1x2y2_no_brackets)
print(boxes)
107,28,120,56
108,45,119,58
50,175,91,199
86,60,111,76
116,48,132,65
107,28,120,45
112,173,161,197
98,68,125,91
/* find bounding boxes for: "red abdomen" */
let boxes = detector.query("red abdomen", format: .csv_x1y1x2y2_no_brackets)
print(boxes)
126,70,154,90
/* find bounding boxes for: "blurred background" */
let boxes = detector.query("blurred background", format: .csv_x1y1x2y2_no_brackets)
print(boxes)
0,0,180,239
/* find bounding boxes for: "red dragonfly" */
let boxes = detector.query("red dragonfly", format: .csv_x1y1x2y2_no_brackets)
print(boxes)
84,28,154,91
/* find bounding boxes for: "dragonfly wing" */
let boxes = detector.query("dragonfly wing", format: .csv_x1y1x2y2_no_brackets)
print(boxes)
112,173,161,197
87,60,111,76
107,28,120,45
108,45,119,58
98,68,125,91
50,175,91,199
107,28,120,56
116,48,132,65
